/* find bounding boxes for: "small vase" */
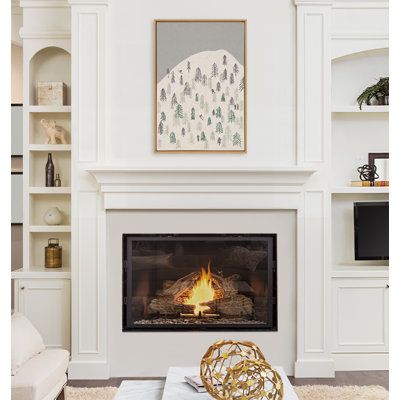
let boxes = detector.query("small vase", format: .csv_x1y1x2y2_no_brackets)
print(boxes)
384,95,389,105
376,93,385,105
44,207,63,225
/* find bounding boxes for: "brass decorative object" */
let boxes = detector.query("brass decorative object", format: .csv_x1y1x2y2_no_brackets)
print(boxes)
223,358,284,400
45,238,62,268
200,340,283,400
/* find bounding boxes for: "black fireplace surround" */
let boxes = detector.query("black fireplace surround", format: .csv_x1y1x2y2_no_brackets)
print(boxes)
123,234,277,331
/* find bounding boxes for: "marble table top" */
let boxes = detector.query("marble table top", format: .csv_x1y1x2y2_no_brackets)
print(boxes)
161,366,299,400
114,380,165,400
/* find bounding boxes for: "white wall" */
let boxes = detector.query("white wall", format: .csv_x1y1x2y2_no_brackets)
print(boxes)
105,0,296,166
107,210,296,376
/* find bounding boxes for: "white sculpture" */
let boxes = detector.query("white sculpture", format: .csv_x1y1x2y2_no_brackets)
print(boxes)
40,119,68,144
44,207,63,225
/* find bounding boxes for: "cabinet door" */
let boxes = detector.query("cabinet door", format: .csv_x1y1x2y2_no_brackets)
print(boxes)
15,279,70,350
332,278,388,353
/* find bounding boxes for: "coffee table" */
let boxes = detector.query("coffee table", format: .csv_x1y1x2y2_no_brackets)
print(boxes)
161,366,298,399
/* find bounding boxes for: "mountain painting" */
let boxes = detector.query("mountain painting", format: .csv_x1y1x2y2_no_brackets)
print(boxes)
155,20,247,152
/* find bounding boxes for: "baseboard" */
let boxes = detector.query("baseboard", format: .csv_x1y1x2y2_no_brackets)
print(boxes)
68,360,110,379
294,358,335,378
333,353,389,371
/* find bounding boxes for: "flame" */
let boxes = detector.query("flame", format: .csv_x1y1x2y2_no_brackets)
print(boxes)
184,263,215,316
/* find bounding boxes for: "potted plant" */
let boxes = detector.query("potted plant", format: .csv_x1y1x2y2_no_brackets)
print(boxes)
357,77,389,109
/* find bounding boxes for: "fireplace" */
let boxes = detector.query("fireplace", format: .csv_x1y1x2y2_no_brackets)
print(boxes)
123,233,277,331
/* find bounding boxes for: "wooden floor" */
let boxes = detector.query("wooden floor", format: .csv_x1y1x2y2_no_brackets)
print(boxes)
58,371,388,399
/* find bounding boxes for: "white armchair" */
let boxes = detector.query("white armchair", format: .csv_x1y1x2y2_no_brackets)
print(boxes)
11,313,69,400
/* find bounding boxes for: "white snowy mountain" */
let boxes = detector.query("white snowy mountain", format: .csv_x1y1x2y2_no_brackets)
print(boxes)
156,49,245,151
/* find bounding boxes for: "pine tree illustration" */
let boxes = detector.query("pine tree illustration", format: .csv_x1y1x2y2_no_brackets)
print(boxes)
228,110,236,123
195,93,199,102
195,67,202,82
191,107,195,120
223,54,227,66
180,75,183,85
212,109,215,116
184,82,191,96
202,74,207,86
171,93,177,108
166,67,170,76
233,132,241,147
239,77,245,92
222,68,228,81
216,107,222,119
221,94,226,102
216,122,223,134
230,73,235,85
158,121,163,135
160,112,166,122
233,63,239,75
181,127,186,136
171,71,175,83
187,61,191,72
200,131,206,141
216,82,221,92
160,88,166,101
170,132,176,143
211,63,218,77
230,97,235,106
175,103,183,119
207,117,212,126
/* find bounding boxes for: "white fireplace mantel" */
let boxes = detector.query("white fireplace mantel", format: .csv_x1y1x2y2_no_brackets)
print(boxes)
87,166,317,210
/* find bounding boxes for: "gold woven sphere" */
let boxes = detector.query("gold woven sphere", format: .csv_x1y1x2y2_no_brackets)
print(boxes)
200,340,280,400
223,358,284,400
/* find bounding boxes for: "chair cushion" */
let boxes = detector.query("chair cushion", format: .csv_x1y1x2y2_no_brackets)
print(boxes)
11,349,69,400
11,313,45,375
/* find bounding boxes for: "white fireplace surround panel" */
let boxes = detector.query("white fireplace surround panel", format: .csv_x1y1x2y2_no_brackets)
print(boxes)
67,166,336,379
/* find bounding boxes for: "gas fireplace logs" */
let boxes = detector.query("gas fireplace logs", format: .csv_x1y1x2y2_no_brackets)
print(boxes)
148,266,254,318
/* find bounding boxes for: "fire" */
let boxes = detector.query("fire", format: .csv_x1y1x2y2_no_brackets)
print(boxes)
184,263,215,316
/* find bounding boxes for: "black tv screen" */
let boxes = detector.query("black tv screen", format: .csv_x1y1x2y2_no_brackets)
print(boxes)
354,201,389,260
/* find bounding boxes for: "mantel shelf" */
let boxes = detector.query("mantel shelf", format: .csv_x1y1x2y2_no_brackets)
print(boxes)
331,187,389,194
87,166,317,189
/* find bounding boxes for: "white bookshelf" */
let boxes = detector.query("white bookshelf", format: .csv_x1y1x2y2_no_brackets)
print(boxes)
29,105,71,113
29,144,71,152
29,225,71,233
29,187,71,194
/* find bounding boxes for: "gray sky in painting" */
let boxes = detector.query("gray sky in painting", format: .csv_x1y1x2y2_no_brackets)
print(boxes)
156,21,245,82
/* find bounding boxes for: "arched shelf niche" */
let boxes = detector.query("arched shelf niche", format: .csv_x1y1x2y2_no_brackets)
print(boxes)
29,46,71,106
332,48,388,107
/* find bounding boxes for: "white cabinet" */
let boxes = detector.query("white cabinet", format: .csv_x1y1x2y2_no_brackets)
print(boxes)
14,278,70,350
332,278,388,353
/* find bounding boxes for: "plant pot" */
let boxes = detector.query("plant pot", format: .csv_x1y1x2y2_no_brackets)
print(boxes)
376,93,386,105
384,95,389,105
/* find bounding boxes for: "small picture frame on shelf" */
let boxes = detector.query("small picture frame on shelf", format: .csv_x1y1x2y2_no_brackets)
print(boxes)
369,152,389,181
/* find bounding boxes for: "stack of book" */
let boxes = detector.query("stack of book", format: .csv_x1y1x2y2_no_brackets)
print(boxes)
184,375,208,393
351,180,389,187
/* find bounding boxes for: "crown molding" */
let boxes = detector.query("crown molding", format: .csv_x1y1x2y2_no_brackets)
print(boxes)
20,0,70,7
19,28,71,38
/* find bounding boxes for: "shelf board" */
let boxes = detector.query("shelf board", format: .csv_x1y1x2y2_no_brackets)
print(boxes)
29,144,71,152
331,187,389,194
29,225,71,233
330,269,389,278
332,105,389,113
29,187,71,194
11,266,71,279
29,105,71,113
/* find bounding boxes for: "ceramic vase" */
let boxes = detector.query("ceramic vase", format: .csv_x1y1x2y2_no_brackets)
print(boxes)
44,207,63,225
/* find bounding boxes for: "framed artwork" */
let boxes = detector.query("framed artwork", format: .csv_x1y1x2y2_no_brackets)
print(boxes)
11,172,23,224
154,20,247,153
12,104,23,156
369,152,389,181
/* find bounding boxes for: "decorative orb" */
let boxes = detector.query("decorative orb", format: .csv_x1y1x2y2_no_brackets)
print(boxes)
200,340,267,400
44,207,63,225
223,358,284,400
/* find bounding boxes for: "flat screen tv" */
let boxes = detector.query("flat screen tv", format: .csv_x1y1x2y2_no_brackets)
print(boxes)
354,201,389,260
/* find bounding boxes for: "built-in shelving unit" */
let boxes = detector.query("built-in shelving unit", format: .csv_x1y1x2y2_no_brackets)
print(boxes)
21,46,72,274
330,48,389,270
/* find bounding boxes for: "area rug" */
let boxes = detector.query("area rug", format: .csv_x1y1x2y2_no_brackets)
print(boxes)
64,384,389,400
294,385,389,400
64,386,118,400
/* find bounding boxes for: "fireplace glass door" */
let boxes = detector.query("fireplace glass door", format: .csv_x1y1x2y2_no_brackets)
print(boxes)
123,234,277,331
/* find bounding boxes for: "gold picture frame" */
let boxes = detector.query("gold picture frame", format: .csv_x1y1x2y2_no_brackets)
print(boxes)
154,19,247,153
